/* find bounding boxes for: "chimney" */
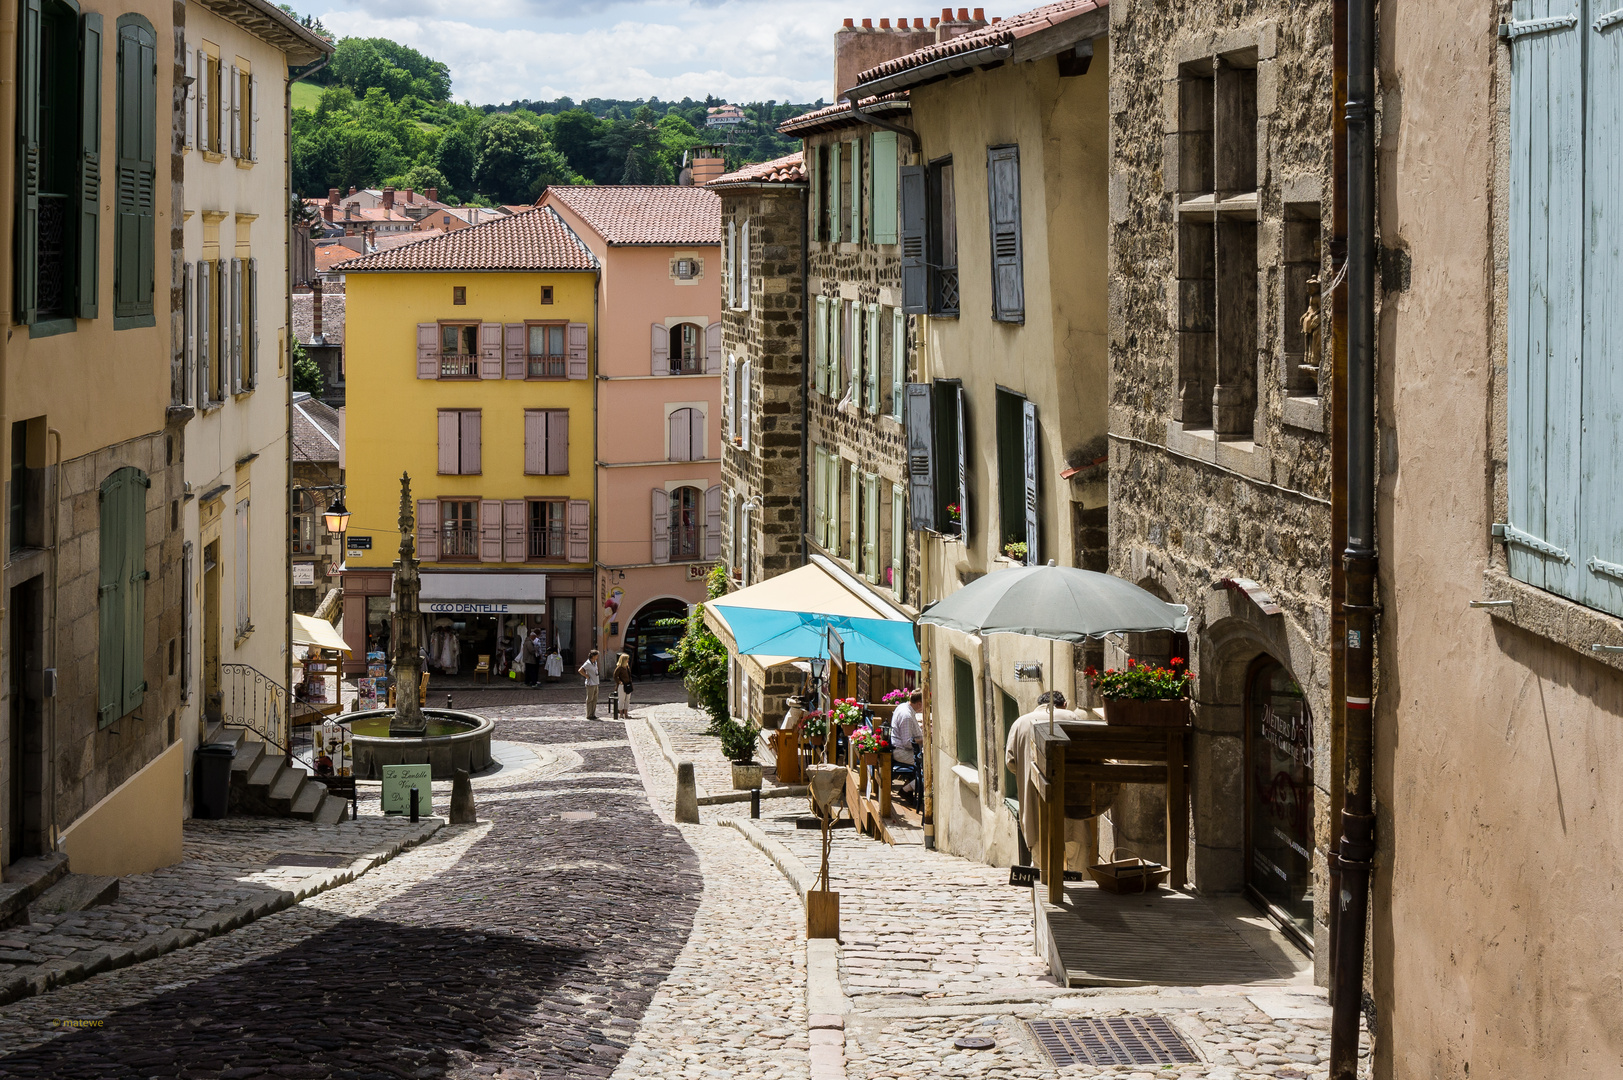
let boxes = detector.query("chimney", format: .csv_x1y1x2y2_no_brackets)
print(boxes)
327,187,339,204
348,185,357,196
311,277,325,342
936,5,986,42
690,144,726,186
321,202,333,222
834,13,940,101
382,187,395,211
426,187,438,203
403,188,414,204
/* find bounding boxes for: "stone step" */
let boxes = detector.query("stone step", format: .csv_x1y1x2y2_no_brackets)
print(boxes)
31,873,119,916
246,751,282,789
205,724,244,752
230,737,264,775
267,765,306,804
312,795,348,826
0,853,69,929
289,782,325,818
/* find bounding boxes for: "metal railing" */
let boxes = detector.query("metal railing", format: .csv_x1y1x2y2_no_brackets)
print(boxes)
670,524,701,562
441,526,479,558
528,356,566,378
440,353,479,378
933,266,960,315
529,526,565,559
220,663,290,765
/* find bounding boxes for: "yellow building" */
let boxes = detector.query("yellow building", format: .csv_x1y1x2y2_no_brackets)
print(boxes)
338,210,601,678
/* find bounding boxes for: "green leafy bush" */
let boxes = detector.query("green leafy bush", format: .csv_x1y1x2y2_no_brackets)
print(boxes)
717,718,757,764
671,564,729,732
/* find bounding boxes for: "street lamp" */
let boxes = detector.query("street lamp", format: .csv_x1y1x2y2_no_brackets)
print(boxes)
322,496,351,537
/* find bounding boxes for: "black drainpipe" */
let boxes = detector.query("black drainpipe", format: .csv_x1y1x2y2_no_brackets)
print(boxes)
1330,0,1377,1073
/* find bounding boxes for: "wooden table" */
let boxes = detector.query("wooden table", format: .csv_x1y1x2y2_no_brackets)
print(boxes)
1029,716,1191,905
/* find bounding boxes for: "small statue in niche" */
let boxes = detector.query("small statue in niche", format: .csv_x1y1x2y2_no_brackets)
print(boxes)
1299,274,1323,389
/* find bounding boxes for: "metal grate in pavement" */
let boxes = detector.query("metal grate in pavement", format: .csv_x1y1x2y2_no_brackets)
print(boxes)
268,854,352,868
1027,1016,1198,1068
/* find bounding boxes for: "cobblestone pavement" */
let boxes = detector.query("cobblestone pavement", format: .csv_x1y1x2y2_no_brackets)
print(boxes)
639,702,801,799
0,707,705,1079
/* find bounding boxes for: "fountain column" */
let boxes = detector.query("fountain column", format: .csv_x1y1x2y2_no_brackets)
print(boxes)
390,473,429,737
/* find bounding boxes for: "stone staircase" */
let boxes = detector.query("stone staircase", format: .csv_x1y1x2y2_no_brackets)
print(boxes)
206,724,348,825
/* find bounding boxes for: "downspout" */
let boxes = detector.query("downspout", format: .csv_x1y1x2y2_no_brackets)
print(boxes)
848,100,921,154
592,266,600,651
1330,0,1377,1073
1326,0,1350,984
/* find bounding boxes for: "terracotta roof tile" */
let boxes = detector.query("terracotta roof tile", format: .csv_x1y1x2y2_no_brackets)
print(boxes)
545,185,721,245
336,207,597,273
777,93,910,135
855,1,1107,87
314,243,362,272
291,291,346,346
372,228,445,252
707,152,806,188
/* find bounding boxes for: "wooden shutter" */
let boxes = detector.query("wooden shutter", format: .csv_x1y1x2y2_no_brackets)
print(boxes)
216,56,227,155
899,165,926,314
812,446,828,546
652,322,669,375
416,499,439,560
872,131,899,244
567,322,589,378
891,307,905,418
724,221,735,308
504,323,526,379
547,410,569,475
1022,398,1039,565
76,14,102,320
891,484,905,593
566,499,590,563
197,261,212,403
503,500,527,562
438,410,460,474
228,64,240,158
245,258,258,389
905,384,935,530
814,297,829,395
829,142,843,242
97,471,128,724
850,137,863,242
234,499,250,634
705,321,724,374
479,499,503,562
669,408,692,461
196,49,208,153
831,301,843,400
809,146,822,241
461,409,481,474
740,219,751,310
705,485,723,560
478,322,503,379
15,0,40,324
121,474,149,715
183,47,194,149
651,489,671,564
987,145,1025,322
524,410,545,475
114,18,156,320
863,473,879,582
229,259,243,391
865,304,881,412
248,75,258,162
739,362,752,450
181,262,194,405
723,359,736,440
1507,3,1584,600
953,383,969,541
417,323,439,378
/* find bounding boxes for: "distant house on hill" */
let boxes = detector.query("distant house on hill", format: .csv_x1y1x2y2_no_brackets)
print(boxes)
705,104,746,128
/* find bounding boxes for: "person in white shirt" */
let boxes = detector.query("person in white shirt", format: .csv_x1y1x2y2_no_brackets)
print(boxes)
891,690,923,766
578,650,601,719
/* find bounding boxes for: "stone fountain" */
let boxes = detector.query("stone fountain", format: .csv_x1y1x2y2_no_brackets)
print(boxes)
347,473,494,779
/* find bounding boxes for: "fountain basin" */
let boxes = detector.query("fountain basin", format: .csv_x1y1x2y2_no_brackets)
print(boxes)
347,708,495,779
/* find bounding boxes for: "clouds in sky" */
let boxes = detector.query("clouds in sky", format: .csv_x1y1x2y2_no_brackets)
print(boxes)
313,1,1018,107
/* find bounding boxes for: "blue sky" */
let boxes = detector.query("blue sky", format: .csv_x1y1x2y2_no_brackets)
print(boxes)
313,1,1016,107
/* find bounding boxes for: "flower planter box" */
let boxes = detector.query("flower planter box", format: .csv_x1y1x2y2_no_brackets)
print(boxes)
1102,698,1191,727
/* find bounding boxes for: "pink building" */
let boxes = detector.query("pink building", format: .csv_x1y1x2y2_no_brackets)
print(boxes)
540,185,724,678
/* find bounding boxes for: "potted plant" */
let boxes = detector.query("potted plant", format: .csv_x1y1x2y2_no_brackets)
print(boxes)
801,712,829,747
831,698,864,737
1002,540,1028,563
849,725,889,766
1085,658,1193,727
719,719,764,789
945,503,962,537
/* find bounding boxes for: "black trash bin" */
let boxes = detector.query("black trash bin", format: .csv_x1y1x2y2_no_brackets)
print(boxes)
194,743,236,819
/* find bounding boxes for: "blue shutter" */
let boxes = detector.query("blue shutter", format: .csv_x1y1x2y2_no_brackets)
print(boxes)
900,166,927,313
987,145,1025,323
1580,6,1623,613
1506,0,1584,599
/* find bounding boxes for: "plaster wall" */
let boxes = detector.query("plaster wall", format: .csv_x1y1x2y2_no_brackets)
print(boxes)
1375,1,1623,1075
59,739,184,876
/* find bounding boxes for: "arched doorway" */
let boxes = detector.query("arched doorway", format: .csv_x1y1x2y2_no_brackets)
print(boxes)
1244,657,1315,946
624,598,689,678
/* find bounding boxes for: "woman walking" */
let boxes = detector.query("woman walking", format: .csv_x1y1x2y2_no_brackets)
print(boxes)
613,653,635,719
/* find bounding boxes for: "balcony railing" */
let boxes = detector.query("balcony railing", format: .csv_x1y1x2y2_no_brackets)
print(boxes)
441,526,479,558
529,526,565,560
440,353,479,378
669,524,701,562
528,356,566,379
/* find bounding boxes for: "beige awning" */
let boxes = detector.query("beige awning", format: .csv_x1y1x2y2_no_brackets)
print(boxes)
703,563,900,679
292,613,350,654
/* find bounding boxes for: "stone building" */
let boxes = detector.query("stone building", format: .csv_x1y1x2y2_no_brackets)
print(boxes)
290,392,343,615
707,154,807,723
843,0,1113,865
1106,0,1335,965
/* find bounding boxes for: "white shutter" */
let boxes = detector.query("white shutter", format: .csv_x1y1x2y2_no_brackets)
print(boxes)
229,65,240,159
724,358,736,441
524,410,545,475
848,461,859,563
705,485,723,560
182,262,194,406
248,76,258,162
503,500,527,562
438,410,460,474
479,499,503,562
216,59,228,154
478,322,503,379
739,361,752,450
417,323,440,379
705,321,724,374
652,322,669,375
740,219,751,311
461,409,482,475
725,221,735,308
197,50,209,153
668,408,691,462
864,473,879,582
196,261,211,404
228,259,241,393
416,500,440,561
651,489,671,564
183,50,195,149
245,258,257,389
815,296,829,396
891,484,905,594
866,303,880,413
1023,398,1039,565
891,307,905,419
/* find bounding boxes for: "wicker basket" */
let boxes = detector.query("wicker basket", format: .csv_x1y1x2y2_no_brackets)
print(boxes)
1088,847,1170,894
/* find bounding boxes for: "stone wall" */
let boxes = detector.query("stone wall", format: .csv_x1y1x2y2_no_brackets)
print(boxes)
1107,0,1336,968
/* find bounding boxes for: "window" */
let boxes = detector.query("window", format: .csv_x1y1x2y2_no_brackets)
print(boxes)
16,0,101,326
737,362,751,448
674,258,699,280
1282,206,1323,397
812,143,827,241
669,323,704,374
291,490,315,554
234,497,251,634
527,499,566,560
996,389,1038,563
540,285,553,304
9,419,44,552
668,406,705,461
953,655,978,768
113,16,157,325
987,145,1024,323
837,300,853,402
453,286,466,305
1503,10,1623,617
904,379,969,538
98,466,148,726
198,47,220,154
437,409,481,475
233,63,256,163
1175,58,1258,438
839,141,854,243
440,499,478,559
527,322,566,378
829,142,843,243
729,219,750,310
524,409,569,475
439,323,479,378
669,486,702,561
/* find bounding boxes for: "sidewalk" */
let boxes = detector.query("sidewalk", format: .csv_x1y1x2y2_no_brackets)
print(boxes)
629,702,1371,1080
0,814,439,1005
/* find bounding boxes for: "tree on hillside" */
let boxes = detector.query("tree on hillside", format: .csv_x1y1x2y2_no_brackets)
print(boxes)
433,125,480,198
473,114,580,204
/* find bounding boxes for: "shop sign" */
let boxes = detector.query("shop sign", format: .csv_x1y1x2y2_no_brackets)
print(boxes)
347,536,373,551
382,764,433,815
424,601,547,615
293,563,316,587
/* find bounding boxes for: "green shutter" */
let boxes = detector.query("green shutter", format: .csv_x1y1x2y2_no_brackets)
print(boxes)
121,469,149,713
114,17,156,320
829,142,842,243
16,0,42,325
953,656,978,768
872,131,898,244
76,13,102,319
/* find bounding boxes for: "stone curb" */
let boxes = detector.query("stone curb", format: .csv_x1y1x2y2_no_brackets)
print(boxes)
0,817,445,1007
641,715,709,802
696,785,810,806
719,818,814,900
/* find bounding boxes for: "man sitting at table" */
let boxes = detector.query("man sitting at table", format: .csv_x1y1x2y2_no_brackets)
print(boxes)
891,690,924,794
